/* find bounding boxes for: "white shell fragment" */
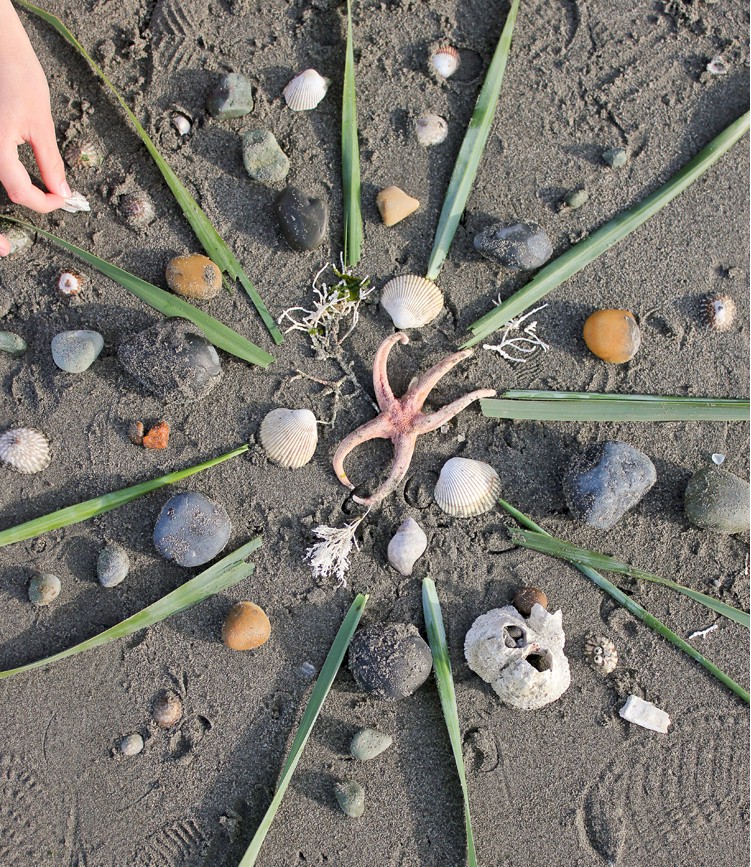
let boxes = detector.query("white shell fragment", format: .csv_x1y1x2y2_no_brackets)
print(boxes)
465,604,571,709
260,408,318,469
283,69,329,111
431,46,460,79
619,695,671,734
434,457,501,518
0,427,51,474
387,517,428,576
380,274,443,329
61,191,91,213
415,113,448,146
172,113,192,135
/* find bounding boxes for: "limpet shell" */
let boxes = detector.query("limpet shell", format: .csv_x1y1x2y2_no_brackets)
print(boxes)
380,274,443,329
431,45,460,79
584,633,618,675
700,293,735,332
283,69,329,111
260,408,318,468
0,427,51,473
57,269,84,298
434,457,501,518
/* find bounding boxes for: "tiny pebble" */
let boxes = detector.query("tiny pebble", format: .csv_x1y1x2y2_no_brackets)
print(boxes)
0,331,27,356
28,572,61,606
119,733,144,756
334,780,365,818
512,587,548,616
242,129,289,184
350,728,393,761
207,72,254,118
152,691,183,728
298,661,317,679
565,188,589,209
51,329,104,373
711,453,726,466
276,186,329,251
602,146,628,168
97,542,130,588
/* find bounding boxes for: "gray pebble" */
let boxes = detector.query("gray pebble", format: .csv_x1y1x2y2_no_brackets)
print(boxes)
119,733,144,756
0,331,26,356
563,441,656,530
603,146,628,168
1,223,34,256
473,221,553,270
242,130,289,184
97,542,130,588
51,329,104,373
348,622,432,701
207,73,254,119
153,491,231,567
350,728,393,761
684,465,750,534
28,572,61,606
276,186,329,252
565,188,589,209
334,780,365,818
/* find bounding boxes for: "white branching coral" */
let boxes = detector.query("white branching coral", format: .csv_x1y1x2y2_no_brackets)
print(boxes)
305,510,369,588
483,303,549,363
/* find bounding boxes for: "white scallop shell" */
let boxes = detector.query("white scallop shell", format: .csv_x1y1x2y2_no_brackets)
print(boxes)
387,517,428,576
283,69,329,111
431,46,460,78
380,274,443,329
415,113,448,146
0,427,51,474
260,408,318,468
434,457,501,518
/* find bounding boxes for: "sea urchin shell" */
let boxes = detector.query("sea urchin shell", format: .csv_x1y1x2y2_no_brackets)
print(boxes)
584,633,618,675
700,293,736,332
0,427,51,474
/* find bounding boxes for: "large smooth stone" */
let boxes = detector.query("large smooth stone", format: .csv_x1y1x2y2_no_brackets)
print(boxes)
153,491,231,567
684,465,750,534
276,186,328,251
348,622,432,701
117,318,222,402
563,441,656,530
207,73,254,119
51,329,104,373
242,130,289,184
474,220,553,270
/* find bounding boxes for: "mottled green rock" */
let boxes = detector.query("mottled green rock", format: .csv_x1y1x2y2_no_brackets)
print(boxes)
565,188,589,209
334,780,365,818
242,130,290,184
28,572,61,606
0,331,26,356
350,728,393,761
602,146,628,168
207,73,254,119
684,465,750,534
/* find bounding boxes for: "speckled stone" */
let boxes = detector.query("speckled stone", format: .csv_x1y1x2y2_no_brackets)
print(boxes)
276,186,328,251
334,780,365,818
350,728,393,761
242,129,290,184
473,221,553,270
153,491,231,567
28,572,61,606
602,146,628,168
207,73,254,119
51,329,104,373
97,542,130,588
348,622,432,700
684,465,750,534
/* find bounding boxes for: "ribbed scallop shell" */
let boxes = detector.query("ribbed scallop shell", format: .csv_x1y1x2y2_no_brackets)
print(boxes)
434,457,501,517
283,69,329,111
0,427,51,474
260,408,318,468
430,46,460,78
380,275,443,329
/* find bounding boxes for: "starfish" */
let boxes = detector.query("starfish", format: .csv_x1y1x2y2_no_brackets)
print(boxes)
333,332,496,506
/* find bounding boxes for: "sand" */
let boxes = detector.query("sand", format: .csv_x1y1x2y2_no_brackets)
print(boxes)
0,0,748,864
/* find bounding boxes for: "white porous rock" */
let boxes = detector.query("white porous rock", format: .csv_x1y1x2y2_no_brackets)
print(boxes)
387,517,428,576
619,695,671,734
464,603,571,710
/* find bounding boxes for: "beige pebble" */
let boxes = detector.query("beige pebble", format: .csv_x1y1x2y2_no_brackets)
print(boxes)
376,186,420,227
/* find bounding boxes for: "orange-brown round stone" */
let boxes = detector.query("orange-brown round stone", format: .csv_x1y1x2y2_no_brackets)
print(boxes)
165,253,222,301
582,309,641,363
222,601,271,651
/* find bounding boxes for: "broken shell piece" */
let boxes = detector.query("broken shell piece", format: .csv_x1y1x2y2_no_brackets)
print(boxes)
700,293,735,332
584,633,618,675
283,69,329,111
57,269,84,298
260,408,318,468
61,191,91,213
380,274,443,329
706,55,728,75
434,457,501,518
415,113,448,146
387,517,428,576
430,45,460,79
619,695,670,734
464,603,571,709
376,186,420,227
0,427,51,473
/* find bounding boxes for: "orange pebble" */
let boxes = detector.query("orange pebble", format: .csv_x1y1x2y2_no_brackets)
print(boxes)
582,309,641,363
142,420,170,449
222,601,271,651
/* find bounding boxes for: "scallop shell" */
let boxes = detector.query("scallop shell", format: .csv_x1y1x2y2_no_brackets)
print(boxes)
434,457,501,518
380,275,443,329
700,293,735,332
260,408,318,468
387,517,428,576
584,633,618,675
0,427,50,474
283,69,329,111
430,46,460,78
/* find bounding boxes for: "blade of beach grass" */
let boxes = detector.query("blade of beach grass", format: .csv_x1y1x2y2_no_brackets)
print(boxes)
424,0,520,281
508,526,749,629
498,499,749,703
15,0,283,345
0,537,262,680
342,0,362,269
503,390,750,404
463,111,751,346
239,593,368,866
422,578,477,867
0,445,249,549
1,217,274,368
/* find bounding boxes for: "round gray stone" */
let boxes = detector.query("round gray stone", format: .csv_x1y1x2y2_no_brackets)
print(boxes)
153,491,231,567
684,465,750,534
603,146,628,168
242,129,289,184
473,220,553,270
334,780,365,818
28,572,61,606
350,728,393,761
51,329,104,373
97,542,130,588
348,622,432,701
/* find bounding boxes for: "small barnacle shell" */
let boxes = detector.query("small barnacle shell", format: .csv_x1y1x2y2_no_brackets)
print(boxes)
434,457,501,518
64,139,104,169
120,191,156,230
700,293,735,332
387,517,428,576
415,113,448,146
380,274,443,329
430,45,460,79
283,69,329,111
260,408,318,468
57,269,84,298
0,427,51,474
584,633,618,675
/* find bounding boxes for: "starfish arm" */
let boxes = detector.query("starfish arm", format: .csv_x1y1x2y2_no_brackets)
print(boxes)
415,388,497,434
404,348,475,412
332,414,392,489
372,332,409,410
353,432,417,506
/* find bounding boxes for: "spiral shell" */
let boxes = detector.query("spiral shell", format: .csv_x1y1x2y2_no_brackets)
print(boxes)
0,427,51,474
434,457,501,518
380,275,443,329
387,517,428,576
700,293,735,332
283,69,329,111
430,46,460,79
584,633,618,675
260,408,318,468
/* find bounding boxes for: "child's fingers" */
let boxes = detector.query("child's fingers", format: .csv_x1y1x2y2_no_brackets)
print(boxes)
0,143,62,213
30,118,70,199
0,233,10,257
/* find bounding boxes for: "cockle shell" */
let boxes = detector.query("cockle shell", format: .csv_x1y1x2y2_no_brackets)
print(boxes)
700,293,735,332
430,46,460,78
584,633,618,675
434,457,501,517
464,603,571,709
283,69,329,111
387,517,428,576
260,408,318,468
380,274,443,329
0,427,51,474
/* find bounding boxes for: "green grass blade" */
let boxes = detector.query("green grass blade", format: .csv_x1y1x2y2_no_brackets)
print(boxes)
498,499,749,703
463,111,751,345
0,445,248,548
0,536,262,680
425,0,520,281
16,0,282,345
508,526,749,629
342,0,362,268
481,396,749,422
422,578,477,867
239,593,369,866
2,217,273,368
503,390,749,405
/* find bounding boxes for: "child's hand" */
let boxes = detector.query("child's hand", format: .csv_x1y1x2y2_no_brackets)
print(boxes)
0,0,70,256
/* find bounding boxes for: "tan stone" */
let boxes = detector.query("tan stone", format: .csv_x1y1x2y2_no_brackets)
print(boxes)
376,186,420,227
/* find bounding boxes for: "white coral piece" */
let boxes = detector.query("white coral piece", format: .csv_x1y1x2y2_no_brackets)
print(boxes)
304,511,368,588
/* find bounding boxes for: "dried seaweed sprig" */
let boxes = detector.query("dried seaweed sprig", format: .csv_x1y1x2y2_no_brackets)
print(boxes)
305,509,370,588
483,303,550,363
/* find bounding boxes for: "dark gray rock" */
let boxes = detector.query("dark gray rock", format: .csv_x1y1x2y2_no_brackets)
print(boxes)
207,73,254,119
473,220,553,270
348,622,432,700
153,491,231,567
276,187,328,251
563,441,656,530
684,465,750,534
242,130,289,184
97,542,130,588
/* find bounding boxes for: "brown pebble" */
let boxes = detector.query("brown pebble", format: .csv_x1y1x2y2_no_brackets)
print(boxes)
582,309,641,363
513,586,548,616
376,186,420,227
152,690,183,728
128,421,145,445
165,253,222,301
222,601,271,651
142,420,170,449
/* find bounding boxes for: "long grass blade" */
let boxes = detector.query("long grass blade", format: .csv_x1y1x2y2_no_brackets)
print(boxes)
463,111,750,345
425,0,520,281
0,445,248,549
508,526,749,628
342,0,362,268
16,0,282,344
0,536,262,680
422,578,477,867
503,390,749,404
239,593,368,866
498,499,749,703
2,217,273,368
